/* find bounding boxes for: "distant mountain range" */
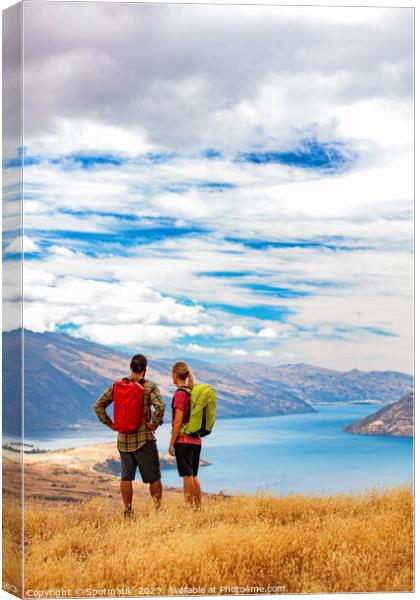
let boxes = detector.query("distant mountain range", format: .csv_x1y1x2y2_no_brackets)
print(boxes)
344,391,414,438
2,329,414,434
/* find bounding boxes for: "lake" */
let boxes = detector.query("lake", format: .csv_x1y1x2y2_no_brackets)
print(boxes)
23,403,413,496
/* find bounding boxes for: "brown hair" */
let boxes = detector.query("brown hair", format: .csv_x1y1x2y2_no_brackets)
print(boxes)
172,361,195,388
130,354,147,374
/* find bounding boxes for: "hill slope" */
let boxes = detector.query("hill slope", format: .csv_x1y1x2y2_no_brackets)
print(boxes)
344,391,414,437
2,441,209,502
3,330,315,433
2,329,413,434
5,485,413,594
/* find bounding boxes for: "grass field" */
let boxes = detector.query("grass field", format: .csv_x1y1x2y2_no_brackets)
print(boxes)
3,483,414,596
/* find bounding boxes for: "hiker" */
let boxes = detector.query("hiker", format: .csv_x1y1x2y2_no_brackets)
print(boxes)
169,361,216,508
93,354,165,517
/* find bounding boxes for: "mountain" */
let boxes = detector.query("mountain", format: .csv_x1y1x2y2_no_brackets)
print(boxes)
226,361,413,405
3,329,315,434
2,329,413,434
344,391,414,438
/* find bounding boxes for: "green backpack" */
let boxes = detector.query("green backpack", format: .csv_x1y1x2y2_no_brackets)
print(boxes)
177,384,217,437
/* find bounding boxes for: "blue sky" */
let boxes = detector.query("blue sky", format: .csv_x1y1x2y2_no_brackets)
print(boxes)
2,2,414,372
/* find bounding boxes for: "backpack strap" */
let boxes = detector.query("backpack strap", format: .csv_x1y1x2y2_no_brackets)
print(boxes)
178,385,192,394
171,386,191,413
120,376,146,385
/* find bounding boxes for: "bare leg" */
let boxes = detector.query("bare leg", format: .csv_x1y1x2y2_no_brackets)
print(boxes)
149,479,162,509
183,476,201,507
193,477,202,508
183,476,196,505
120,480,133,508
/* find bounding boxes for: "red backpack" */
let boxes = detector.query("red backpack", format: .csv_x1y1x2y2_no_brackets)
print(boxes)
113,377,145,433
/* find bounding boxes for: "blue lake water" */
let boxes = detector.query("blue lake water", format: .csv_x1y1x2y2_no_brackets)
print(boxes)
23,404,413,496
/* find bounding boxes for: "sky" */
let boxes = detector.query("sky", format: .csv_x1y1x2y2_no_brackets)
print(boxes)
2,1,414,372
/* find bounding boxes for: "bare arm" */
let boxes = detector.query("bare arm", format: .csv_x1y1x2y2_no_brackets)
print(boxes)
169,408,183,455
147,383,165,430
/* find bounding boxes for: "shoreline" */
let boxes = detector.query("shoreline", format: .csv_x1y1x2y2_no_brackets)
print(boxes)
2,441,211,503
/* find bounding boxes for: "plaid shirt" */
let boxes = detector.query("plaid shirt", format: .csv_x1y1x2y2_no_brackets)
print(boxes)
93,377,165,453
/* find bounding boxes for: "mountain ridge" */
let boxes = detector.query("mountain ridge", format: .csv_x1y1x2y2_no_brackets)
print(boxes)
2,329,414,434
344,391,414,437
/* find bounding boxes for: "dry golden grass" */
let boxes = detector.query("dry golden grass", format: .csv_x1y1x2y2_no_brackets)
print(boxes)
6,483,415,597
2,495,23,596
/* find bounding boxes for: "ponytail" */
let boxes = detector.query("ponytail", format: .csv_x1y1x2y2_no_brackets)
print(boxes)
172,361,195,388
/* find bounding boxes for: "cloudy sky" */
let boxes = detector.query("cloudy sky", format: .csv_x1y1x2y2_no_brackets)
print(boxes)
2,1,414,372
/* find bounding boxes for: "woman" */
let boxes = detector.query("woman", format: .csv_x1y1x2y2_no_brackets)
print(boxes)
168,361,202,508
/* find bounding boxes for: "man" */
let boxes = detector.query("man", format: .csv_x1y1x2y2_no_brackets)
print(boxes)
93,353,165,517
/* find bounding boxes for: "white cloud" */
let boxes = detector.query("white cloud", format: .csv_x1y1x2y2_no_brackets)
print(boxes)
225,326,277,339
225,326,254,338
49,245,75,257
182,344,249,357
5,236,39,254
76,324,178,349
19,133,413,249
231,349,248,357
255,350,272,357
1,3,411,372
258,328,277,339
16,3,412,153
183,344,216,354
2,263,22,332
19,271,212,350
24,117,153,160
181,325,215,336
12,230,412,371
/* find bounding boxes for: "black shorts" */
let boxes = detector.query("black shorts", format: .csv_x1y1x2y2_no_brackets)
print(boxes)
174,442,201,477
119,440,161,483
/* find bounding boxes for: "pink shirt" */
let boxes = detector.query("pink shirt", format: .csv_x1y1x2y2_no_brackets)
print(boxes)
172,389,202,446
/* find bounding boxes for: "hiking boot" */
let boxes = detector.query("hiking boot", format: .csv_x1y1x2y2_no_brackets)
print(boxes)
123,504,133,519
